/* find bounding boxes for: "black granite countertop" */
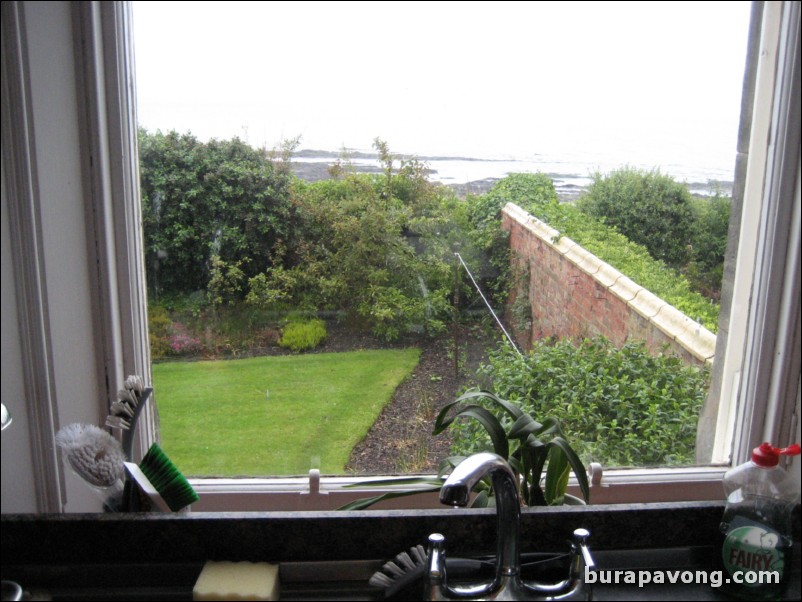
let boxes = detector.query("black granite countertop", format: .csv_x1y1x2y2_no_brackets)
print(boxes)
2,502,749,563
2,502,800,601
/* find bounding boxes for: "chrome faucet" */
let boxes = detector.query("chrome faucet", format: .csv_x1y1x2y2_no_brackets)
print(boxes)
424,453,594,601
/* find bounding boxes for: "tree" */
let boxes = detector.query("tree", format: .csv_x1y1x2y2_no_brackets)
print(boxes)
246,140,469,341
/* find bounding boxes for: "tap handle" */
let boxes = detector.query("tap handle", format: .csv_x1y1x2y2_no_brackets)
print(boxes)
423,533,448,601
427,533,447,581
572,528,595,571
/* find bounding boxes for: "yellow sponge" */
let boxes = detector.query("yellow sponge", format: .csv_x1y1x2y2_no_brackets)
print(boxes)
193,561,280,601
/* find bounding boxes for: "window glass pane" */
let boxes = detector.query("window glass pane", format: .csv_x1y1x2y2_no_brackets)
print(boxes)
132,1,752,479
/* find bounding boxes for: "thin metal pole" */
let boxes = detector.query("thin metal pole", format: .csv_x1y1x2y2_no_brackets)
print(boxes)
454,252,522,358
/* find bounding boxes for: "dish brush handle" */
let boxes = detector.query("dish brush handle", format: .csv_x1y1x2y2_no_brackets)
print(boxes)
122,387,152,461
120,387,152,512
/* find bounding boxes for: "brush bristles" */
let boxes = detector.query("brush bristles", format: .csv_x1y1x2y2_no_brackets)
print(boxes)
56,423,125,487
139,443,199,511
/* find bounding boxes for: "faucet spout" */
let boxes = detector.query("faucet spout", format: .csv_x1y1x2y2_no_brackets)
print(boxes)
440,452,521,578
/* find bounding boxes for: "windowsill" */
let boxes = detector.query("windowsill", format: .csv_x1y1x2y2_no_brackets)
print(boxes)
188,466,730,511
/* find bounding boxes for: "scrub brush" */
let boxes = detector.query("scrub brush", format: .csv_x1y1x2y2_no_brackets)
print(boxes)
368,544,427,590
55,423,126,511
125,442,199,512
369,544,488,599
104,374,155,511
104,374,152,461
369,546,570,599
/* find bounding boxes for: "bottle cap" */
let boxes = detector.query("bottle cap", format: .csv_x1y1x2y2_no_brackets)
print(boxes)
752,442,801,467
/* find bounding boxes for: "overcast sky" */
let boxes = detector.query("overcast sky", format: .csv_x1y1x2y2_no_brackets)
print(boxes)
132,1,752,164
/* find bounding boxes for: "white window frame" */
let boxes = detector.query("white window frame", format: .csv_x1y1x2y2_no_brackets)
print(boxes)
2,1,798,512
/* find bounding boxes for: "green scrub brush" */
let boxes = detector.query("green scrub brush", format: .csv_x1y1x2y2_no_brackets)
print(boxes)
125,443,199,512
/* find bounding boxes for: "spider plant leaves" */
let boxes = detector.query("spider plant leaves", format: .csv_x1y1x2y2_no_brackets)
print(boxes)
508,415,561,440
434,390,523,435
435,405,509,459
470,489,491,508
544,446,570,505
545,436,590,503
337,485,443,510
338,475,444,510
438,455,465,477
344,476,445,488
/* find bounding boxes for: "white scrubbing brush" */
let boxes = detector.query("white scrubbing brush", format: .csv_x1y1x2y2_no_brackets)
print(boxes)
56,423,126,487
56,423,126,510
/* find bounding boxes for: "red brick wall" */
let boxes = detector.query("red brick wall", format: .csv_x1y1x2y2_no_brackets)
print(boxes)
502,204,715,366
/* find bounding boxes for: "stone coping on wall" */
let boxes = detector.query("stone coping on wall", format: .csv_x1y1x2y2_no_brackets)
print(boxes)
503,203,717,364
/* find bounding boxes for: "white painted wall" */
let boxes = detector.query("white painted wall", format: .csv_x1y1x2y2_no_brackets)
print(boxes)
1,163,38,512
1,1,104,513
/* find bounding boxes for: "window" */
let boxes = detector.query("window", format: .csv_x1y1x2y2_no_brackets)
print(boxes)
1,1,798,513
132,1,750,485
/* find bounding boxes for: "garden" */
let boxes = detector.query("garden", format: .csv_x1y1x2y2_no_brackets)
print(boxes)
141,130,726,479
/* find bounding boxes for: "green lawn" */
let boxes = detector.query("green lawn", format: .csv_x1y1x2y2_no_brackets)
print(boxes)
152,348,421,476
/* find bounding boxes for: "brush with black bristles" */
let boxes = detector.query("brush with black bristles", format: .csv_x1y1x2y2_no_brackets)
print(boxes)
368,546,571,599
125,443,199,512
105,374,155,511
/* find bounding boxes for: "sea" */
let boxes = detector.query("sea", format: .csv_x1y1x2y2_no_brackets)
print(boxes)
291,146,735,201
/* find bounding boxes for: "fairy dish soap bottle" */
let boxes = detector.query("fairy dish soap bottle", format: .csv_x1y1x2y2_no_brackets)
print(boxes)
719,442,801,600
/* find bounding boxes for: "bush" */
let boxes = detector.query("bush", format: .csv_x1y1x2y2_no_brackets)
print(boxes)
139,129,294,298
577,167,695,268
207,255,248,309
248,162,461,341
687,193,731,299
462,173,561,306
454,337,710,467
148,305,173,359
167,322,204,356
469,172,559,241
278,319,328,352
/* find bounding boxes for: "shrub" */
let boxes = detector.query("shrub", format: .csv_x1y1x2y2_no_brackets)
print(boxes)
248,161,460,341
206,255,248,309
577,167,695,268
278,319,328,352
148,305,173,359
139,129,294,297
454,337,710,467
687,193,731,299
469,172,560,242
168,322,203,356
465,173,561,301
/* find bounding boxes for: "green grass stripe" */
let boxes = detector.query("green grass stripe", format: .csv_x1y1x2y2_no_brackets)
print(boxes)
152,348,421,476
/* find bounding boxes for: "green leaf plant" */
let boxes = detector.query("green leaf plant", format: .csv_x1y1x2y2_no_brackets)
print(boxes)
339,390,589,510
